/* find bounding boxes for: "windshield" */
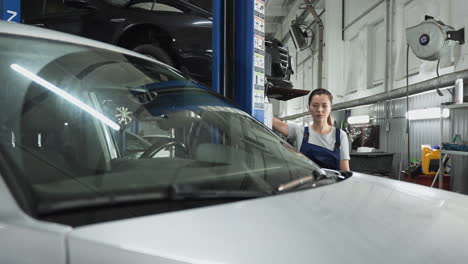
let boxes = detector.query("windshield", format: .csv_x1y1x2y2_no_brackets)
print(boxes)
0,33,321,226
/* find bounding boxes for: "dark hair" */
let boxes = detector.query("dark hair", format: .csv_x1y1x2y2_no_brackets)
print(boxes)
308,88,333,105
308,88,334,126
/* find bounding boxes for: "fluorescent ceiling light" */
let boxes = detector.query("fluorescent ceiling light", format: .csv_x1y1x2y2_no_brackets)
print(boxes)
11,64,120,131
406,107,450,120
348,115,370,124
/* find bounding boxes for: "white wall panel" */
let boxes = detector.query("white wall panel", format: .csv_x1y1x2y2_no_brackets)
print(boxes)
369,19,385,86
343,33,365,95
341,1,386,101
344,0,384,25
325,0,345,101
296,48,312,67
451,0,468,72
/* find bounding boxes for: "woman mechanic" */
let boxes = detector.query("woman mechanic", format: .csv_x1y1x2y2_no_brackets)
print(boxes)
273,88,350,171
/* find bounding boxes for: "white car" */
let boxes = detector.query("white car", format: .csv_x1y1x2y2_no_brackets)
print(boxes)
0,21,468,264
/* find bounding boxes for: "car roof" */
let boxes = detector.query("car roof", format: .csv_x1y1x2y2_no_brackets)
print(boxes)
0,21,162,64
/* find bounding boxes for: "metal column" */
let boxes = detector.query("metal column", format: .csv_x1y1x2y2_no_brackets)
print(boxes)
233,0,265,122
212,0,223,94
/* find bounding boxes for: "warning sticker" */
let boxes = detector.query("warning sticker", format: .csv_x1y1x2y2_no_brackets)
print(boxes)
253,90,264,109
254,16,265,33
255,0,265,15
254,71,265,87
254,35,265,51
254,53,264,69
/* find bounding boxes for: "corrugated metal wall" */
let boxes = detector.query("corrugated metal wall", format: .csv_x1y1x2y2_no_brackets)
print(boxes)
388,91,452,178
297,89,467,192
333,90,454,178
370,102,387,152
450,108,468,194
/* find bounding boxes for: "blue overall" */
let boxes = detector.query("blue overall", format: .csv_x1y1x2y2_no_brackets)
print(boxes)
299,127,341,170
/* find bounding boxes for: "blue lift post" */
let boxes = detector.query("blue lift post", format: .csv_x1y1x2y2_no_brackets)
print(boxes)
212,0,265,123
212,0,223,95
211,0,223,144
0,0,21,22
234,0,266,123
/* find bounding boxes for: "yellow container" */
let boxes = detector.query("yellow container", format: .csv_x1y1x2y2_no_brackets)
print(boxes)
421,147,440,175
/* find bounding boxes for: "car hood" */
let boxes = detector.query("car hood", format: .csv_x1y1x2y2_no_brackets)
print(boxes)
67,173,468,264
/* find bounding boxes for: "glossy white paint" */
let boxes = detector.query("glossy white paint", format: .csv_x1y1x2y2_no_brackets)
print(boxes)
67,173,468,264
0,175,71,264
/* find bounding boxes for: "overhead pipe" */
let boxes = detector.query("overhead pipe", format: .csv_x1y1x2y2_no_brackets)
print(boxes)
303,0,324,89
280,69,468,120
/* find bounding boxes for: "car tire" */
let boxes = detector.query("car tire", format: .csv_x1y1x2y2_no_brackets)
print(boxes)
133,44,174,66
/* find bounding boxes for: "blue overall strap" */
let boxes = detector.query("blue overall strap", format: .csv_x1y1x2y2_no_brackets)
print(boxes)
299,126,341,170
334,127,341,150
333,128,341,169
303,126,309,141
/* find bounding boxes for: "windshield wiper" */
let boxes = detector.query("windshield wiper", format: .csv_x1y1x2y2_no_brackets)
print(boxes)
276,168,325,192
276,175,315,192
37,184,270,215
276,168,351,193
172,188,269,199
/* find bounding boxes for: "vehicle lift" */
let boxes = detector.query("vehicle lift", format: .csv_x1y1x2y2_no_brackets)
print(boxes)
1,0,266,122
212,0,266,122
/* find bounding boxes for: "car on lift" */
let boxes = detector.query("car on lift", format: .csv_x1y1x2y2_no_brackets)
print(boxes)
21,0,295,90
22,0,213,86
1,22,468,264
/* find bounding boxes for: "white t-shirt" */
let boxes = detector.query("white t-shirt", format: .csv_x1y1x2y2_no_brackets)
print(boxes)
287,123,350,160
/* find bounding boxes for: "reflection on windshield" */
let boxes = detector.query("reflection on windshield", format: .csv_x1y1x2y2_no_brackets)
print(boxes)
11,64,121,131
0,34,324,225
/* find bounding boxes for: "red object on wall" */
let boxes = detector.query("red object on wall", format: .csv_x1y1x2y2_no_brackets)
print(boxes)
402,174,451,191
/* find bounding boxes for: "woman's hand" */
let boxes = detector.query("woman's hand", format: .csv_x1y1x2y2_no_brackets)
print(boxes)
340,160,350,171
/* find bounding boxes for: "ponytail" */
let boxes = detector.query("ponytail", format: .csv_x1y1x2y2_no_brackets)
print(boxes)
327,115,333,126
